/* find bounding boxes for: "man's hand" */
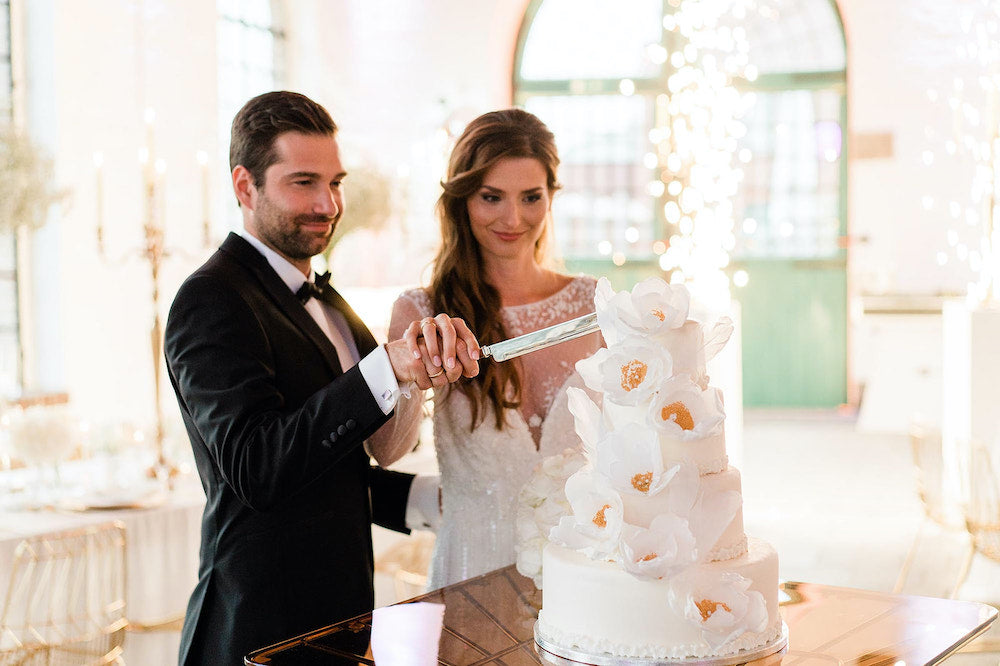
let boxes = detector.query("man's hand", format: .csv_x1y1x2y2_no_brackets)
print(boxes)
386,315,481,390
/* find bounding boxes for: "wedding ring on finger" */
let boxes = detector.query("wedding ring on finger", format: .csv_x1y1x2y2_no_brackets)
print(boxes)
427,369,445,378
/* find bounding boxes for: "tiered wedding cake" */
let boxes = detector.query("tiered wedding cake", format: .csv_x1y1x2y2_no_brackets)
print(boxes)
533,277,783,660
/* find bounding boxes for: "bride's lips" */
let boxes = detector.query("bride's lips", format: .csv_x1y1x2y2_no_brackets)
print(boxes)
494,231,523,242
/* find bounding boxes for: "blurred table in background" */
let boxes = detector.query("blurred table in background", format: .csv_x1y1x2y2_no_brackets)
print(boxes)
0,456,205,665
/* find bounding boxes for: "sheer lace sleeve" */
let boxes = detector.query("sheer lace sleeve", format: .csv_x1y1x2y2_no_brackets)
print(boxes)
366,289,432,467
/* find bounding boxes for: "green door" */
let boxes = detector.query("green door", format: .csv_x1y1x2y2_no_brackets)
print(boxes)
730,82,848,408
735,259,846,407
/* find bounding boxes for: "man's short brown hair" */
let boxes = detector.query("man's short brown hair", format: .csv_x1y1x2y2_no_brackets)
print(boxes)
230,91,337,189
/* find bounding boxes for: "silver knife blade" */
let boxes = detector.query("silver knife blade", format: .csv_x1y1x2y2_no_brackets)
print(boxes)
480,312,600,362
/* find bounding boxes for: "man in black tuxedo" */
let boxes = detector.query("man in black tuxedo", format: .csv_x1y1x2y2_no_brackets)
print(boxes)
165,91,479,665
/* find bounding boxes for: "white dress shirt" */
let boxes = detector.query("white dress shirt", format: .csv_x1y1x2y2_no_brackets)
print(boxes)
238,230,401,415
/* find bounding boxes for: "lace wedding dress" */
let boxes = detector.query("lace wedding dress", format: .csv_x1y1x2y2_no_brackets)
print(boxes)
378,276,602,590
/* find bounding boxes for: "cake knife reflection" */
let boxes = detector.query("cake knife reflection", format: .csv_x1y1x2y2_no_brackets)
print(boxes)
479,312,600,362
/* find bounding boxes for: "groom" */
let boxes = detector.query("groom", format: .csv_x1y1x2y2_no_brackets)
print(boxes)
165,91,479,665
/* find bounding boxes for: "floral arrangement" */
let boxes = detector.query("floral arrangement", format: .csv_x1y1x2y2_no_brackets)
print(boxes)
514,447,585,588
3,404,78,465
517,276,767,643
0,124,65,233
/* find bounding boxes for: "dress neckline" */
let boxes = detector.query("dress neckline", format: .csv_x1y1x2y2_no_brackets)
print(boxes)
501,275,585,312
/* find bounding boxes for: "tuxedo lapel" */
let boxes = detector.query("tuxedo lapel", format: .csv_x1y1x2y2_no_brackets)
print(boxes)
218,233,345,374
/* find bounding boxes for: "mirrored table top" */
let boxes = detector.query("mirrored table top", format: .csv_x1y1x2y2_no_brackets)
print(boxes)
245,565,997,665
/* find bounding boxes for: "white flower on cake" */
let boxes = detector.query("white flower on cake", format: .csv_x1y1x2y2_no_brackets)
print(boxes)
647,376,725,439
687,489,742,561
593,422,676,497
515,448,586,588
669,570,768,649
595,277,689,345
549,468,624,560
565,387,606,458
620,513,698,580
576,337,671,407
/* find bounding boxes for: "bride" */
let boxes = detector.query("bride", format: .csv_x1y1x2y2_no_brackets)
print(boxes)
368,108,603,589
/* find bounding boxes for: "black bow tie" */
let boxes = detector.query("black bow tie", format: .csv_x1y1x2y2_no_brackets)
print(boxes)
296,271,331,304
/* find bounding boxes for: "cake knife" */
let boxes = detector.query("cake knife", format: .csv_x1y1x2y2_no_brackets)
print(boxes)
479,312,600,362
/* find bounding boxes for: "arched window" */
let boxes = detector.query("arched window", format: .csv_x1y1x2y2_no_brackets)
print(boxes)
216,0,286,232
515,0,848,407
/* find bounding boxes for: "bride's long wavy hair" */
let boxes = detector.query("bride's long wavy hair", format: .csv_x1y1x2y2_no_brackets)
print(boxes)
429,108,562,430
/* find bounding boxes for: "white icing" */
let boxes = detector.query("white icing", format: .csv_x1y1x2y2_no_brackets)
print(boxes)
540,539,780,659
538,617,783,660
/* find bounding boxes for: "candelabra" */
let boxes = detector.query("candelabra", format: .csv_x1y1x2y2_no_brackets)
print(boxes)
94,108,213,484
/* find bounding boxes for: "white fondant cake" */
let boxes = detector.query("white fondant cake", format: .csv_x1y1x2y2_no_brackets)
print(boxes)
527,277,782,660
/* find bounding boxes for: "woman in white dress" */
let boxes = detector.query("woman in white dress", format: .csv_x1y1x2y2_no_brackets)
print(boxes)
369,109,604,589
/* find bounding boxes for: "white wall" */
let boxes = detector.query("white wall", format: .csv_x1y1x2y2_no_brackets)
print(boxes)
17,0,991,435
23,0,217,440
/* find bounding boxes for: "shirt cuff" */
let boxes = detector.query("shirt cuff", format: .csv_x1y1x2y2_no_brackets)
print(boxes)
359,345,402,415
405,474,441,532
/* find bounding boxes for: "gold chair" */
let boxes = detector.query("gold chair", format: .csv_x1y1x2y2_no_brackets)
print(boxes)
952,438,1000,653
374,532,436,602
954,438,1000,593
0,522,128,665
894,425,967,595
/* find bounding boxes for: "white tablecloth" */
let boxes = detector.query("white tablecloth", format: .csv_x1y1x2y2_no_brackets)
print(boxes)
0,461,205,665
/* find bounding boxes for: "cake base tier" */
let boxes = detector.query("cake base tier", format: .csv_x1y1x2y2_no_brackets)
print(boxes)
535,621,788,666
539,538,780,659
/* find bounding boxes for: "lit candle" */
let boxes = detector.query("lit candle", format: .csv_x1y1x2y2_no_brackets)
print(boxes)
197,150,210,246
143,107,156,184
154,158,167,229
93,151,104,252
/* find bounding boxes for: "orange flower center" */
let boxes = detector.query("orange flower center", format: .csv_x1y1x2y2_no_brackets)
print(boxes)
593,504,612,528
661,401,695,430
620,359,648,391
652,308,666,321
638,552,658,562
696,599,732,622
631,471,653,493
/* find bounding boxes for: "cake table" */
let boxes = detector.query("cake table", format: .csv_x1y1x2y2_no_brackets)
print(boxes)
244,565,997,665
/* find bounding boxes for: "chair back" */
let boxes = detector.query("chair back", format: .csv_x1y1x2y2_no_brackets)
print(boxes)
909,425,950,526
965,439,1000,563
0,521,127,665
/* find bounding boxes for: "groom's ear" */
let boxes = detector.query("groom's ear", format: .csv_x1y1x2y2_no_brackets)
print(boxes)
232,165,257,210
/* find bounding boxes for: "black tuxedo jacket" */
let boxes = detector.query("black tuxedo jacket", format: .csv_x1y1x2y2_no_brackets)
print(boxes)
165,233,412,665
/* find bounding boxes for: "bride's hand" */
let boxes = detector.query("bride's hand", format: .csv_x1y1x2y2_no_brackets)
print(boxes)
403,315,481,383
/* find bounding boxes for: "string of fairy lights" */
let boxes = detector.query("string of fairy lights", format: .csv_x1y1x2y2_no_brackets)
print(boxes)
925,0,1000,305
646,0,760,307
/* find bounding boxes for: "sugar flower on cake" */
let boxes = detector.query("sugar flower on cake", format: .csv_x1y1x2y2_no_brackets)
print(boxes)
515,448,586,588
620,513,698,580
648,376,725,440
576,336,671,407
687,488,742,561
548,468,624,560
669,570,769,649
593,422,676,497
566,386,606,459
656,316,733,389
595,276,689,345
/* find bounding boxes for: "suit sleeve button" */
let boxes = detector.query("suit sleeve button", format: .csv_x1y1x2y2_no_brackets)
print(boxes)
346,419,356,429
337,424,347,436
321,439,331,448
